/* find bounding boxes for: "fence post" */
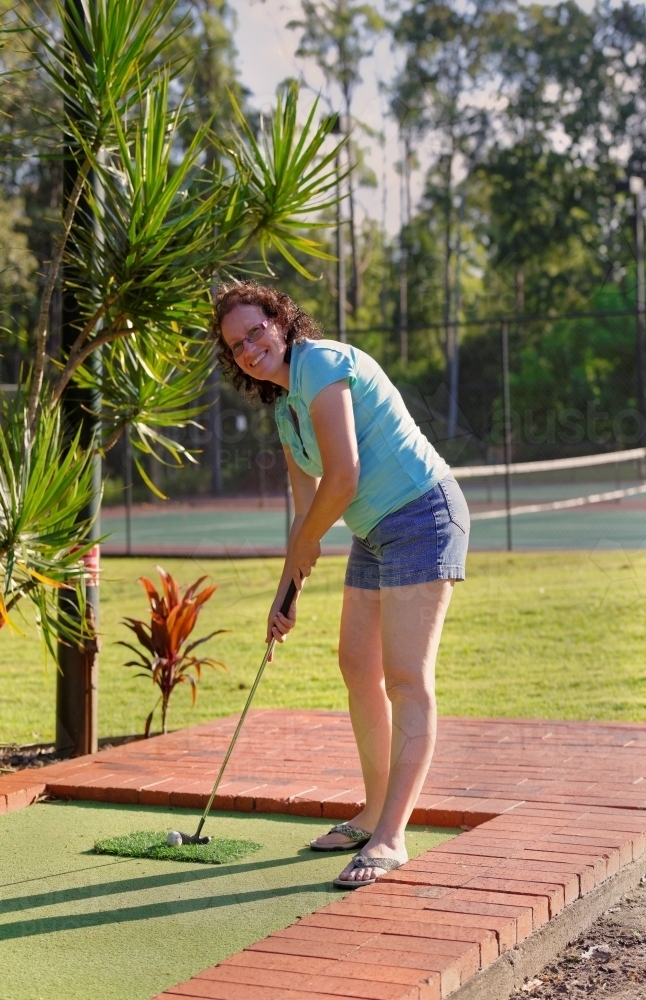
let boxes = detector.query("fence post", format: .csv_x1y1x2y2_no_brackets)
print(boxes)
258,413,266,508
285,464,293,553
501,321,513,551
630,176,646,448
211,365,222,495
124,427,133,556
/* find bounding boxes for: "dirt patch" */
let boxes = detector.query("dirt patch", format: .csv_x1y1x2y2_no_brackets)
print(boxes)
0,734,145,772
515,876,646,999
0,743,70,772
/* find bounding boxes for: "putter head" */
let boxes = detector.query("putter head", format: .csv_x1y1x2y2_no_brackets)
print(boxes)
179,831,211,845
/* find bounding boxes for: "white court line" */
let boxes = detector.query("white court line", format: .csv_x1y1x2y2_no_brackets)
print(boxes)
470,484,646,520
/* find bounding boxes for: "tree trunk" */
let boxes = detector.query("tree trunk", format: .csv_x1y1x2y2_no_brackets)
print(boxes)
515,265,525,315
347,148,360,313
336,148,347,342
399,132,410,366
342,91,360,314
443,153,454,379
56,601,99,756
55,0,101,756
448,184,467,439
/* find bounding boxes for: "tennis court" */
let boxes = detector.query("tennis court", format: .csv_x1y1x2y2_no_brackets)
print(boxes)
101,502,646,553
101,502,351,556
102,447,646,554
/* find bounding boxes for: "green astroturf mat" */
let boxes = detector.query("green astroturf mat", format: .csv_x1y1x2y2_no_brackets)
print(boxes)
0,800,458,1000
94,830,261,864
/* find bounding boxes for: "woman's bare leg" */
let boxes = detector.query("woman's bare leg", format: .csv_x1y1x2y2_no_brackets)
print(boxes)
310,585,390,847
337,579,454,881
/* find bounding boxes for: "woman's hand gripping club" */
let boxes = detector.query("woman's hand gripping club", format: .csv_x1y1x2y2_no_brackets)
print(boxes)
266,573,300,662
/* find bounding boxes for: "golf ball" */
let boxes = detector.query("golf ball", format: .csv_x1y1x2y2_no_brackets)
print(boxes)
166,830,183,847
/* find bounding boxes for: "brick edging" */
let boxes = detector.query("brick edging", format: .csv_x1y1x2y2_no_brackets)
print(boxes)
0,774,45,813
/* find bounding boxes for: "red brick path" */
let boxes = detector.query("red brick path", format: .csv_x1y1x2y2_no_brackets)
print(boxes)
3,710,646,999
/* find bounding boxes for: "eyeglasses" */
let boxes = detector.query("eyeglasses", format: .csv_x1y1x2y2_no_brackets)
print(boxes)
230,320,269,358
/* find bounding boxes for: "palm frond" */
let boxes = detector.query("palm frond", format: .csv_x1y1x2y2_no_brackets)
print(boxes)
0,392,97,651
23,0,190,151
218,81,344,277
74,334,213,468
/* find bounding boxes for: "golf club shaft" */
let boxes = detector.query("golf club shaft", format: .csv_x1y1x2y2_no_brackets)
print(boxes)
194,578,298,838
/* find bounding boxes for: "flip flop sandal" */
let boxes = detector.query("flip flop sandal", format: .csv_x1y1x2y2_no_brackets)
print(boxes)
333,853,403,888
309,823,372,852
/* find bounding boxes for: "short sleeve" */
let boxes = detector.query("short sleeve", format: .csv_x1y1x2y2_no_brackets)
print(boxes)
299,345,356,409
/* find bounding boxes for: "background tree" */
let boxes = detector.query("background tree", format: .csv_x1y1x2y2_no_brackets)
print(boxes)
4,0,646,491
288,0,384,312
392,0,516,432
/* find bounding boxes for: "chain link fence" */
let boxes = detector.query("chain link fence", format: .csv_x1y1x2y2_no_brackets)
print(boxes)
102,307,646,555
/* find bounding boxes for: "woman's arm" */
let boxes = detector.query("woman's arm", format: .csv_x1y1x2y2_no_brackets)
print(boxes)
267,380,358,647
291,380,359,582
266,446,318,648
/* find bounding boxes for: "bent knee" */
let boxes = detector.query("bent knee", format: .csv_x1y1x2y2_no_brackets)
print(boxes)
339,659,376,692
339,649,382,691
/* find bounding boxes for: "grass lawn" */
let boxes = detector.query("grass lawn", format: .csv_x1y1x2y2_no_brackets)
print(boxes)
2,550,646,746
0,800,456,1000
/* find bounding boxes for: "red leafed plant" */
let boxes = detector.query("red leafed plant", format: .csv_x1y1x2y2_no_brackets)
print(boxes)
119,566,226,736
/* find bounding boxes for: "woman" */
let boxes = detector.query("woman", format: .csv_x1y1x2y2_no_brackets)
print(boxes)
212,281,469,888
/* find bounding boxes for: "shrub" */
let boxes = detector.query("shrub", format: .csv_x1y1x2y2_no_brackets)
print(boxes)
119,567,226,735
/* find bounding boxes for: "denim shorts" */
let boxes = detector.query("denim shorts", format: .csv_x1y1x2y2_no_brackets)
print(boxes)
344,475,470,589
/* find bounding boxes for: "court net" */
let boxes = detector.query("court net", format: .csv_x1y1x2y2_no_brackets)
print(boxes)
453,446,646,521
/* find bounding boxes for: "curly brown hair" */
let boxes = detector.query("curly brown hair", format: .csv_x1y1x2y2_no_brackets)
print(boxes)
210,280,323,405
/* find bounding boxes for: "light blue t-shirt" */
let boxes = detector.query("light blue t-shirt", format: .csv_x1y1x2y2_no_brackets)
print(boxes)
274,339,449,539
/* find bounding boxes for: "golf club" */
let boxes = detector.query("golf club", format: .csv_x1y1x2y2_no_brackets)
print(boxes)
169,578,298,846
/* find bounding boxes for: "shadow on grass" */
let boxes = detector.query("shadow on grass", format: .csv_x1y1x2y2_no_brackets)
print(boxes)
0,878,343,941
0,848,325,916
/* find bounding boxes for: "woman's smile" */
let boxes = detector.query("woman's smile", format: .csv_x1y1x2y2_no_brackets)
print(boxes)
249,349,268,368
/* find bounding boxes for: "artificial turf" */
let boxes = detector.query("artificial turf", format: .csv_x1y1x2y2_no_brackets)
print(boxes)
94,830,261,864
0,800,457,1000
3,549,646,745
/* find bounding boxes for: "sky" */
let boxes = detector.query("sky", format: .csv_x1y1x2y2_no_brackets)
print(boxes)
231,0,601,236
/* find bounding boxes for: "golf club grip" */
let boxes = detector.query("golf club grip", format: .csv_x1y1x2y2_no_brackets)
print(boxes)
279,579,298,618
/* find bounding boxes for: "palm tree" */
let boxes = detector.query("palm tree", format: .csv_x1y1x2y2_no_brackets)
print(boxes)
0,0,340,745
